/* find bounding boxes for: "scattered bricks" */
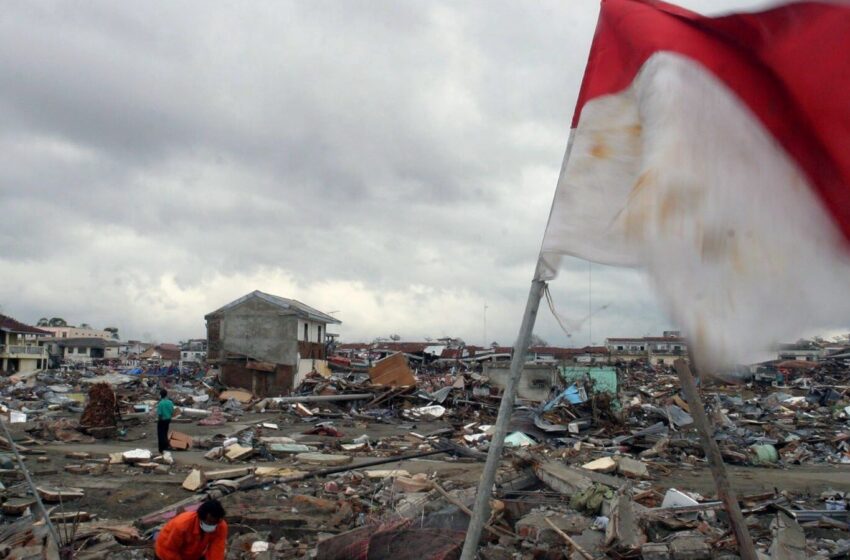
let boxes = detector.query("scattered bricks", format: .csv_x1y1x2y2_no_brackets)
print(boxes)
669,535,710,560
167,430,193,450
290,494,338,514
641,542,671,560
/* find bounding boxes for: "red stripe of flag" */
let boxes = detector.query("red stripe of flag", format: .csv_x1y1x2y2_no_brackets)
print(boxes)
573,0,850,243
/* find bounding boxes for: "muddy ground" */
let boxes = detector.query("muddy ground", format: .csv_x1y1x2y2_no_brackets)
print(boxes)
8,409,849,527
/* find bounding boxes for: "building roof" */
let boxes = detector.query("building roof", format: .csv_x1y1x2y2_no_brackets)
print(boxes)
57,337,121,349
607,336,684,342
777,342,819,351
0,314,50,336
140,345,181,361
373,342,432,353
207,290,341,324
1,318,48,336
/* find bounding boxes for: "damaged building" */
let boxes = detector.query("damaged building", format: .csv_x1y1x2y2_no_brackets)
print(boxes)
205,290,340,396
0,314,50,373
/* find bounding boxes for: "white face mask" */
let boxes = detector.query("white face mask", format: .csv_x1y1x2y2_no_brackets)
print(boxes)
200,521,218,533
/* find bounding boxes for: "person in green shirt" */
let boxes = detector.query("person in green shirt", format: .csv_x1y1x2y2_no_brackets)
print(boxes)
156,389,174,454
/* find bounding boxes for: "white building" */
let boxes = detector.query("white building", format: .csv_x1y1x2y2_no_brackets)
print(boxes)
40,326,114,340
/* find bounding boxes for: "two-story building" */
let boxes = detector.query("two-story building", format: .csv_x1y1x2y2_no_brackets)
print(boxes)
205,290,341,396
180,339,208,366
606,331,687,365
776,341,822,362
39,326,114,340
139,344,181,366
0,314,50,373
52,337,123,365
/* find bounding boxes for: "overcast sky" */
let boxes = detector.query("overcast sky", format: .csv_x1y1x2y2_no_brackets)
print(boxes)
0,0,773,345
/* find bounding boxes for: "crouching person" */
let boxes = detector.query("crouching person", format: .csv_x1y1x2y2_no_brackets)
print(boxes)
155,499,227,560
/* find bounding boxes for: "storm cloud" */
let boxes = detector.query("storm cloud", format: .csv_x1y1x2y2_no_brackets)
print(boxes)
0,0,769,344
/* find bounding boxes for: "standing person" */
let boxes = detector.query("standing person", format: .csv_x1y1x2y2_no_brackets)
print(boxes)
155,499,228,560
156,388,174,454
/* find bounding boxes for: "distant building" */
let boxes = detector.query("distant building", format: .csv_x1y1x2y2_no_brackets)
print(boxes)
776,341,821,362
180,339,208,365
53,337,122,364
205,290,341,396
139,344,181,366
40,326,114,340
606,331,687,365
0,314,50,373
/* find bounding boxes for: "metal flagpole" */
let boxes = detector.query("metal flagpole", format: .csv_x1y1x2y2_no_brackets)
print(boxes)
674,359,758,560
460,278,546,559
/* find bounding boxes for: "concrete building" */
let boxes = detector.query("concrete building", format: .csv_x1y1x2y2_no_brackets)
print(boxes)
0,314,50,373
776,342,821,362
40,326,114,340
139,344,181,365
483,363,560,402
53,338,122,365
606,331,687,365
205,290,341,396
180,339,208,366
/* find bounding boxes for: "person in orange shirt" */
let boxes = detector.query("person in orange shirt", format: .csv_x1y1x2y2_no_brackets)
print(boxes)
155,499,228,560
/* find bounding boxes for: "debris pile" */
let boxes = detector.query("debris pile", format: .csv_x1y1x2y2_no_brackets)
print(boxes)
0,354,846,558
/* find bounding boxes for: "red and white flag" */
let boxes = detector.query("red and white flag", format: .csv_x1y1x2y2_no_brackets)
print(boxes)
539,0,850,369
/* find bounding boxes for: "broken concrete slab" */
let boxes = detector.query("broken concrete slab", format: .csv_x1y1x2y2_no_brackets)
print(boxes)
121,449,151,464
642,542,671,560
255,466,305,478
224,444,254,462
267,443,311,455
669,534,710,560
219,389,253,403
534,461,594,496
582,456,617,473
770,513,806,560
295,452,352,466
606,492,643,550
365,469,412,479
615,456,649,479
205,467,254,480
182,469,206,492
392,474,431,493
37,486,85,503
257,436,297,445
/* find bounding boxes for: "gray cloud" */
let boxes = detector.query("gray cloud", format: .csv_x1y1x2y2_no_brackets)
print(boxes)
0,0,768,344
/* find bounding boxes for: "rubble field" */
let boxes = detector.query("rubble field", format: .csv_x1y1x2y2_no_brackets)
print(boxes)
0,359,848,559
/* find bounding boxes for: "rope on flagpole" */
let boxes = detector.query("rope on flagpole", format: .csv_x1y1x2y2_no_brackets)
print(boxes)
544,283,610,343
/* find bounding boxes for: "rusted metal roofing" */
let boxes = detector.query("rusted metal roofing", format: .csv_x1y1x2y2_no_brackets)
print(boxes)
0,314,50,335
